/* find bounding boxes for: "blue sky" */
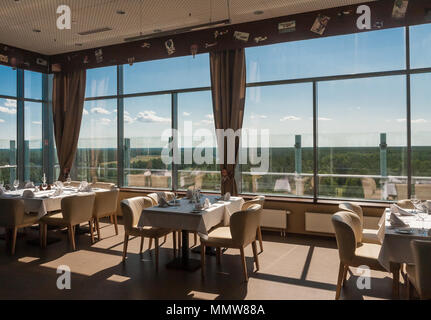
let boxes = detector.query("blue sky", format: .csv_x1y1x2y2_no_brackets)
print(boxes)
0,24,430,150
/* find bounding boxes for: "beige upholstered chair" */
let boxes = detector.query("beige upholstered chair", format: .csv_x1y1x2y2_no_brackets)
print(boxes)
331,211,387,299
0,199,41,255
361,178,382,200
395,184,408,201
121,197,175,270
92,188,119,240
200,204,262,282
241,195,265,252
150,175,170,188
338,202,380,244
397,199,415,209
41,194,96,250
91,182,116,190
415,184,431,201
406,240,431,300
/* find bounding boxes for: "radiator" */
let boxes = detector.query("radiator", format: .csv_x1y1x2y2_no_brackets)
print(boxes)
261,209,289,236
305,212,381,234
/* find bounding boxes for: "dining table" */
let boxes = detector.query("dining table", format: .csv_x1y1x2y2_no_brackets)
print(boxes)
377,207,431,297
138,195,244,271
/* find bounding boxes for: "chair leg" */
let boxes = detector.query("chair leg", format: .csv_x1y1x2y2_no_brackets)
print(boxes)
240,247,248,282
201,243,206,279
177,230,181,251
257,227,263,253
155,237,159,271
95,218,101,241
39,223,44,248
122,233,129,261
43,224,47,248
113,214,118,235
194,232,197,247
390,262,401,299
342,265,349,286
140,236,144,254
335,262,345,300
216,247,221,265
164,235,167,243
148,238,153,252
68,225,76,251
10,227,17,255
252,241,259,271
172,231,177,257
89,219,94,244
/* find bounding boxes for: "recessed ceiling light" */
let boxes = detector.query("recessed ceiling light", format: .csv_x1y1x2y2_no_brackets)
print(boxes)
116,10,126,15
75,43,83,47
32,28,41,33
153,29,162,33
254,10,264,15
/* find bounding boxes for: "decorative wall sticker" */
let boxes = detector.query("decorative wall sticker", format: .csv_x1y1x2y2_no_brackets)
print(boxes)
214,29,228,39
127,57,135,66
95,49,103,63
278,21,296,33
23,62,30,68
83,56,89,64
0,54,8,63
190,44,199,58
36,58,48,66
165,39,175,55
254,36,267,44
392,0,409,19
205,42,217,48
51,64,62,72
311,14,330,35
141,42,151,48
337,10,353,17
233,31,250,42
374,21,384,28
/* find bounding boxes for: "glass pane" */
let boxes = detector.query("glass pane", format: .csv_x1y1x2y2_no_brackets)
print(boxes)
242,83,313,197
124,95,171,189
124,54,210,94
177,91,219,192
24,70,42,100
247,27,405,83
411,73,431,200
0,98,17,184
24,102,42,183
410,23,431,69
0,65,17,97
85,66,117,98
318,76,407,201
75,99,117,183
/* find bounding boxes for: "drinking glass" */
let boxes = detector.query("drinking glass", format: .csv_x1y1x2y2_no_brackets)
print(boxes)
417,211,428,236
41,183,48,191
13,179,19,190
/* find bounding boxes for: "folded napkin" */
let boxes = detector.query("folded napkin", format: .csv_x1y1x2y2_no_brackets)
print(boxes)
223,192,231,201
52,188,63,197
78,181,92,192
22,190,35,198
158,197,170,208
55,181,64,189
203,198,211,209
391,204,415,216
24,181,35,188
156,191,166,202
390,212,409,228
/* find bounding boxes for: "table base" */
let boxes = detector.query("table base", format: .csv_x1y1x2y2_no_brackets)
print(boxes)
27,237,61,246
191,246,227,256
166,258,201,271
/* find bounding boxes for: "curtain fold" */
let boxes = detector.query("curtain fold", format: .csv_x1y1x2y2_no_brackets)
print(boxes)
210,48,246,196
52,69,86,181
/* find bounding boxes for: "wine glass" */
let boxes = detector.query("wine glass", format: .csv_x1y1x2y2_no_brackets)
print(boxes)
411,195,421,214
66,174,71,187
13,179,19,191
417,210,428,236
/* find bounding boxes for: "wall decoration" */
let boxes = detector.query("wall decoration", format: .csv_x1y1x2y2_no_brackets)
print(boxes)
0,54,8,63
190,44,199,58
165,39,176,55
141,42,151,48
311,14,330,35
83,56,89,64
374,21,384,28
51,64,62,72
95,49,103,63
36,58,48,66
337,10,353,17
23,62,30,68
254,36,267,44
278,21,296,33
214,29,228,39
233,31,250,42
205,42,217,48
127,57,135,66
392,0,409,19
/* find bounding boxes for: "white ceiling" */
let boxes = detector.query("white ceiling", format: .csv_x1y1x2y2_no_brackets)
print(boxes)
0,0,372,55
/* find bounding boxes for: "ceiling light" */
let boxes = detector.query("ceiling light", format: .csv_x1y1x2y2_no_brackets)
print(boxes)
32,29,41,33
78,27,112,36
75,43,83,47
153,29,162,33
116,10,126,15
254,10,264,15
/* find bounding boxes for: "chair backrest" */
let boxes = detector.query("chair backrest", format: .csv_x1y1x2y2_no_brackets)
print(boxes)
415,184,431,201
410,240,431,300
146,193,159,206
61,193,95,225
331,211,362,264
93,188,119,218
241,195,265,210
397,199,415,209
338,202,363,243
91,182,116,190
395,184,408,201
361,178,376,198
0,198,26,227
230,204,262,247
121,196,153,232
151,175,170,188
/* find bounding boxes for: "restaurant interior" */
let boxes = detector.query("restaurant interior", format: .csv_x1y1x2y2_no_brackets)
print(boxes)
0,0,430,301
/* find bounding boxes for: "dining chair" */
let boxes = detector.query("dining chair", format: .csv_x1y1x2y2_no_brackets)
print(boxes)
0,198,41,255
361,178,382,200
415,184,431,201
241,195,265,252
92,188,119,240
338,202,380,244
91,182,116,190
395,184,408,201
200,204,262,282
396,199,415,209
331,211,388,300
120,197,175,270
41,193,96,250
406,240,431,300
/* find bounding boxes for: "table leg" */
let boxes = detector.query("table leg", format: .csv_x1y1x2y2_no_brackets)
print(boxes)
166,230,201,272
390,262,401,299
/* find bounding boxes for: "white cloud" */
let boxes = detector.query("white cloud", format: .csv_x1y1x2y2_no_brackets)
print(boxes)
100,118,111,125
91,107,111,115
396,118,406,123
0,119,5,123
124,114,135,124
32,121,42,125
250,113,267,120
83,109,89,115
136,110,170,123
318,117,332,121
412,119,427,124
4,99,16,108
183,112,191,116
280,115,301,121
0,106,16,114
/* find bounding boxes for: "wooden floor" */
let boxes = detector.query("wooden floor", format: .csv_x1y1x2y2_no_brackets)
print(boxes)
0,219,403,300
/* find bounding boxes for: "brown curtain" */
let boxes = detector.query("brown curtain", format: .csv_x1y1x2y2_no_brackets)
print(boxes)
210,49,246,196
52,69,87,181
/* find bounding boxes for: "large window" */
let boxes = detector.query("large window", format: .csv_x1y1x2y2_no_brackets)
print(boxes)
0,65,17,97
410,23,431,69
24,102,43,183
0,98,17,184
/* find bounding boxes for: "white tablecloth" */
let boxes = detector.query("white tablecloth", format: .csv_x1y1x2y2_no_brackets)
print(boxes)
377,209,431,271
138,195,244,237
0,188,106,218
